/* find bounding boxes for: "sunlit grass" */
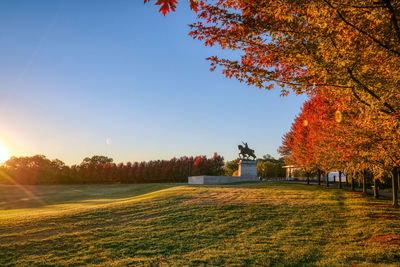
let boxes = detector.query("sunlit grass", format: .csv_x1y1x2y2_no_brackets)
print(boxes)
0,183,399,266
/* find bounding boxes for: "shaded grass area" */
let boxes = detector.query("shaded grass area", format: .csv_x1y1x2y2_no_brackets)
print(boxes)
0,184,180,209
0,183,399,266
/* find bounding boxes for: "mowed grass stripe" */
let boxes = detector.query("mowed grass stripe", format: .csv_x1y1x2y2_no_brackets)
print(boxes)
0,183,399,266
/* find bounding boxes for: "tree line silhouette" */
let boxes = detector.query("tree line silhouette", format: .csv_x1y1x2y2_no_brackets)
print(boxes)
0,154,224,184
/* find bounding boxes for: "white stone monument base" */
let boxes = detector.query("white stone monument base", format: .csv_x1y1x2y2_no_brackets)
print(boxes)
188,175,259,185
238,160,257,177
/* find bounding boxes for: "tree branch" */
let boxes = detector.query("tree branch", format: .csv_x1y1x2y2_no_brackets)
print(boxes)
347,68,395,114
323,0,400,56
383,0,400,44
350,86,392,114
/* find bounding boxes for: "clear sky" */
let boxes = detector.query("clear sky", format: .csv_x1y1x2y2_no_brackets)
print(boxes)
0,0,307,165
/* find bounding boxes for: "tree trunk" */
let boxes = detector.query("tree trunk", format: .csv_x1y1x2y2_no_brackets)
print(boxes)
339,171,342,189
351,174,355,191
345,174,348,186
373,178,379,199
318,169,321,185
306,173,310,185
392,167,399,207
326,172,329,187
362,169,367,193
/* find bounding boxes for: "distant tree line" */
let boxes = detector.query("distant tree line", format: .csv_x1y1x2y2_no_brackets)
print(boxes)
0,154,224,185
257,155,286,179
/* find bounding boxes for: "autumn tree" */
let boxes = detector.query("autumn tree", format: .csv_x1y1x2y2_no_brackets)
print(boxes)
224,158,241,176
148,0,400,114
257,157,285,179
280,91,399,206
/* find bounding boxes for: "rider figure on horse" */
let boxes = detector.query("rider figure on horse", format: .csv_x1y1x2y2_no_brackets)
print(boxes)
238,141,256,160
243,142,249,150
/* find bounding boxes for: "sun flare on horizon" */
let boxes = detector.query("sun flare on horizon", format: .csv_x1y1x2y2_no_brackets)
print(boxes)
0,142,10,163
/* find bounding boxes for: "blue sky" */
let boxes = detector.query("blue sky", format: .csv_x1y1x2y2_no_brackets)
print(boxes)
0,0,307,165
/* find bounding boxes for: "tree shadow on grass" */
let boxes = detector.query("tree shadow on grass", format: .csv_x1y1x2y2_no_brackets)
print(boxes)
0,184,181,210
331,189,346,207
213,182,333,192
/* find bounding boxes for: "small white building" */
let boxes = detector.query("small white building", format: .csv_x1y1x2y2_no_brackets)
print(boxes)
328,171,347,182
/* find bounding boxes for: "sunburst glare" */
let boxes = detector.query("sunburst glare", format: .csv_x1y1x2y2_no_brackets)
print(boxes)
0,142,10,163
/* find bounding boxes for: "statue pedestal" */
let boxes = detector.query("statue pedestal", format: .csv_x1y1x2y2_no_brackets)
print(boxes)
238,160,258,178
188,175,259,184
187,158,260,185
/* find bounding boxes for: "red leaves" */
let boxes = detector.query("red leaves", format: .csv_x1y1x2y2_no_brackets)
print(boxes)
193,155,205,166
204,38,215,46
279,93,347,171
145,0,199,15
190,0,199,13
156,0,178,16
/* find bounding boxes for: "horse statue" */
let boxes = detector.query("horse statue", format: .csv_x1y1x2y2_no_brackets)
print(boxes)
238,141,256,160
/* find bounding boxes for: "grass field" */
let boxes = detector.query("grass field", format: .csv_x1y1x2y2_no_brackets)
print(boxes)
1,183,400,266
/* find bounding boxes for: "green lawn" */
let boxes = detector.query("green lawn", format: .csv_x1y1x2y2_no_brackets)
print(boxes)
0,183,399,266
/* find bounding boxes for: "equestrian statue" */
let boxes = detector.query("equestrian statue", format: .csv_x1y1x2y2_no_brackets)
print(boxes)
238,141,256,160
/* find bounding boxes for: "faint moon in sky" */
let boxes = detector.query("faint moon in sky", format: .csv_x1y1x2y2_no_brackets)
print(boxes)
106,138,112,145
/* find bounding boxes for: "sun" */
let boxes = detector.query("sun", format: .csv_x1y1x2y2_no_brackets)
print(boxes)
0,142,10,163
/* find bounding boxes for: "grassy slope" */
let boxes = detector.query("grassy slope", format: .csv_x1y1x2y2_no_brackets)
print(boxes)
0,183,399,266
